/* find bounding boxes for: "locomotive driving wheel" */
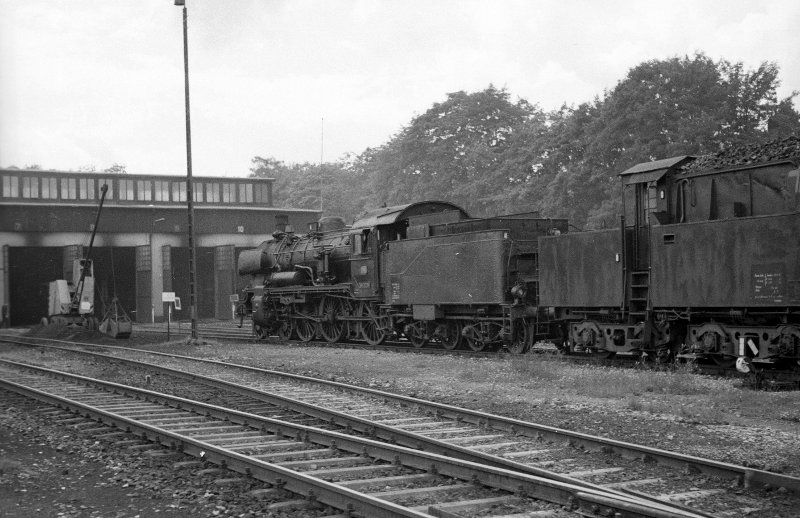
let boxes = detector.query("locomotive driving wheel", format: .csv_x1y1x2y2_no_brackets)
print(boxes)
357,301,387,346
342,299,360,340
318,296,346,343
277,319,294,340
293,303,317,342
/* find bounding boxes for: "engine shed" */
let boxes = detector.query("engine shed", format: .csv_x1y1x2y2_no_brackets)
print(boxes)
0,168,320,326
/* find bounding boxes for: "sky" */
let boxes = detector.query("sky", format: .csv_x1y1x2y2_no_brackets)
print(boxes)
1,0,799,178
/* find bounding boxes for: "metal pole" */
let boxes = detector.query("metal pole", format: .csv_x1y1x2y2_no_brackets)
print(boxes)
319,117,324,213
180,3,200,341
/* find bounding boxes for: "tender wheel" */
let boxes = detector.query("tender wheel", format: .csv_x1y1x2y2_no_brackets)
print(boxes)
439,321,463,351
358,301,387,346
463,322,501,352
405,320,428,348
318,296,346,343
508,319,530,354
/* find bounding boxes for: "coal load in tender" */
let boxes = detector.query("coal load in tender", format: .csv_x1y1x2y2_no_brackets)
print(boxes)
683,136,800,173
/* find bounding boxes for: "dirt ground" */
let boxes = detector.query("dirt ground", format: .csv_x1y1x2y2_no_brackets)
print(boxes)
2,327,800,516
0,422,198,518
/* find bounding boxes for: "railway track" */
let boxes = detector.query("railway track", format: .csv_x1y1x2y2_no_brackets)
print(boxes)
0,358,703,518
2,335,799,516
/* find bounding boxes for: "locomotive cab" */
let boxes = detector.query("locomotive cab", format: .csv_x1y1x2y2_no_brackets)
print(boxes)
348,201,471,300
349,227,379,298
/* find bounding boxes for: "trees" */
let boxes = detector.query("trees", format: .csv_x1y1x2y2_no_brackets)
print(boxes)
250,155,369,223
254,55,799,230
356,86,547,216
104,163,127,174
527,54,800,228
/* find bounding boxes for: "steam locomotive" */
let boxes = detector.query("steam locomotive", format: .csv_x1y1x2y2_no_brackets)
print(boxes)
238,146,800,372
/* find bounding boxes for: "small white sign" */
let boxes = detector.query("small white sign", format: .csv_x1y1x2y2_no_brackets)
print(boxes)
229,294,240,302
162,292,176,303
173,297,181,310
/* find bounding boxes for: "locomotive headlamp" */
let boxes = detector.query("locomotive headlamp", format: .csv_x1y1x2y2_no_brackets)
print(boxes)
510,285,526,299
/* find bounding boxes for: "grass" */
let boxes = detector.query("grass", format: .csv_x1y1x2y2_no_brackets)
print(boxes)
176,342,799,426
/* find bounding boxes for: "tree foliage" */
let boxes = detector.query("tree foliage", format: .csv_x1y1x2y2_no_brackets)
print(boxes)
354,85,548,216
250,155,370,223
104,163,128,174
254,54,800,229
522,53,800,228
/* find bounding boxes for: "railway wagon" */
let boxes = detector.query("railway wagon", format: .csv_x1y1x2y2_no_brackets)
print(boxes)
540,155,800,369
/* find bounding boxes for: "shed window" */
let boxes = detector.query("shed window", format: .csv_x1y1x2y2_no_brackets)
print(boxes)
22,177,38,198
206,183,219,202
79,178,95,199
155,180,170,201
61,178,77,199
222,183,234,203
103,181,113,200
42,177,57,199
2,176,19,197
239,183,253,203
172,182,186,202
137,180,152,201
255,183,270,204
119,179,135,200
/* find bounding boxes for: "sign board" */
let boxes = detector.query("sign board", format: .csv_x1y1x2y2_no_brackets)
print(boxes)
162,292,176,303
229,294,240,302
173,297,181,310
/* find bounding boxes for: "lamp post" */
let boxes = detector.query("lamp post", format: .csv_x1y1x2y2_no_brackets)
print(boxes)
175,0,199,341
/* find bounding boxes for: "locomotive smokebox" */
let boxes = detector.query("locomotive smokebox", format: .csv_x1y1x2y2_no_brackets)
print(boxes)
238,248,275,275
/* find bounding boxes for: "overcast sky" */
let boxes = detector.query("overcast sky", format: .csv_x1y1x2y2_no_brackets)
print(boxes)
1,0,798,177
